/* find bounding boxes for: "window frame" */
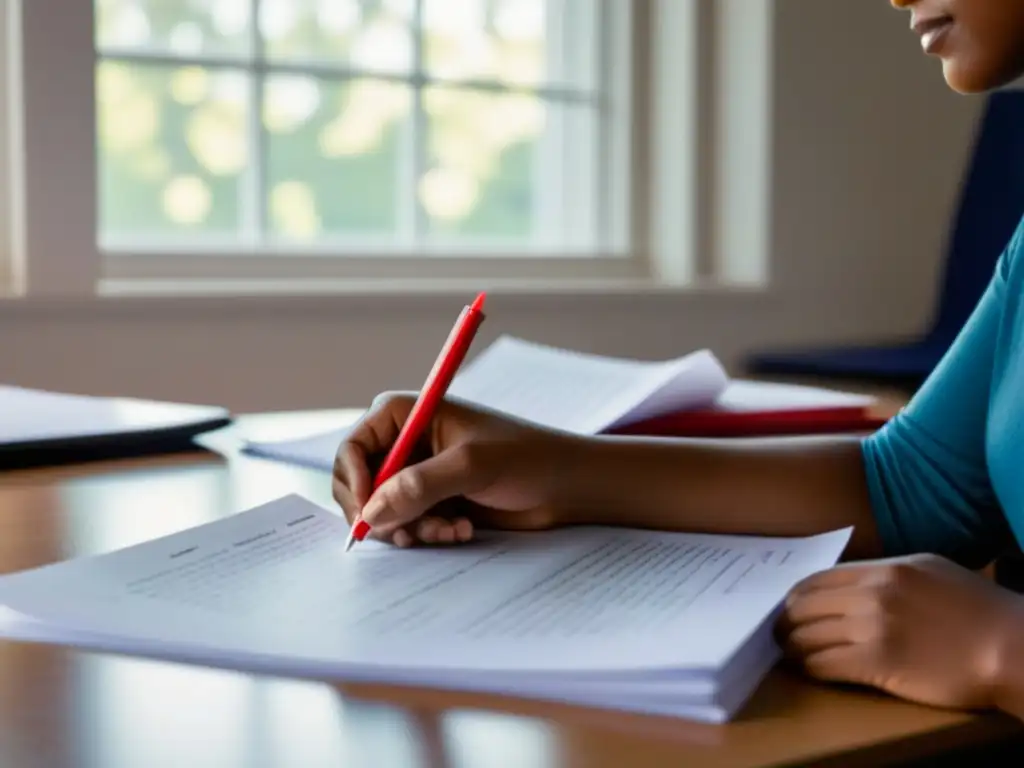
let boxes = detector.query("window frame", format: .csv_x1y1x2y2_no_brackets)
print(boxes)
0,0,11,294
4,0,773,299
11,0,644,296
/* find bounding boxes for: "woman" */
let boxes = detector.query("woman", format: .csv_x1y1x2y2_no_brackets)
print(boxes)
333,0,1024,721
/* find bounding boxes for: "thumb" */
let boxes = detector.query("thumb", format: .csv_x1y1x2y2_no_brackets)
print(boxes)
360,446,487,534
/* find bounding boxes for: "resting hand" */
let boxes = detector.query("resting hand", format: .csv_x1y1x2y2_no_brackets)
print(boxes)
777,553,1023,711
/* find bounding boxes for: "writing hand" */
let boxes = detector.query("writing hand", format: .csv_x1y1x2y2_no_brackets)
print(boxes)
332,393,583,547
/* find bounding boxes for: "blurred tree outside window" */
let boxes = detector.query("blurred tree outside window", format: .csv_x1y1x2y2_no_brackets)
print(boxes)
94,0,604,254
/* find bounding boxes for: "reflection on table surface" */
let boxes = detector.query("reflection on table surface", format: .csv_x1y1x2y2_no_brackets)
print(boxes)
0,415,1018,768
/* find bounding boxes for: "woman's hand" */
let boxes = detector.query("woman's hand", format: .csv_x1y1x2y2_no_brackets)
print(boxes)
332,392,588,547
777,553,1024,711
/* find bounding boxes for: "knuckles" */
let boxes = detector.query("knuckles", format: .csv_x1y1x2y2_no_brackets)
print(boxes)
396,468,429,505
448,442,483,476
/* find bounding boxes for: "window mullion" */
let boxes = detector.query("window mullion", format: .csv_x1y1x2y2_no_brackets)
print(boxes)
409,0,427,246
245,0,266,247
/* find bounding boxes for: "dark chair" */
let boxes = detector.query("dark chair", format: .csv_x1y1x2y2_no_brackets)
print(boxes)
745,89,1024,393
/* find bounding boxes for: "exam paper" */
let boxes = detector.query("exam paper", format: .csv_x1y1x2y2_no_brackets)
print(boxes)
0,495,850,677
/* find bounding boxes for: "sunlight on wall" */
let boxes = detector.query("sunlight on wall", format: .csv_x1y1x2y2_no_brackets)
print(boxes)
96,0,564,239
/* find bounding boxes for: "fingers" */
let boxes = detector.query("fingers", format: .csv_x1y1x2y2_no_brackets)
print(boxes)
348,393,418,459
789,563,872,596
386,517,475,549
360,445,492,535
780,585,867,630
799,646,865,685
414,516,474,544
332,443,371,521
332,393,418,522
779,617,852,658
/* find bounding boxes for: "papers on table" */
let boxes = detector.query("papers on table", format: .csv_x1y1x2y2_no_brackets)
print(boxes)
0,385,231,467
242,428,348,473
445,336,730,434
0,494,851,722
243,335,729,469
0,386,229,444
242,336,876,472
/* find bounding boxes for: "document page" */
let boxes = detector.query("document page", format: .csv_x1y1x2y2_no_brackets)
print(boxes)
243,427,349,472
448,336,728,433
0,495,850,675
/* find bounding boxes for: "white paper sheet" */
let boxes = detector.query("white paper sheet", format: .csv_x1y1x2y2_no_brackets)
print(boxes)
0,385,229,444
446,336,729,433
242,428,351,472
0,495,849,675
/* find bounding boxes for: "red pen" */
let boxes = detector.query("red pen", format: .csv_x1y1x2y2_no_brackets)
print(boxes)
345,292,487,551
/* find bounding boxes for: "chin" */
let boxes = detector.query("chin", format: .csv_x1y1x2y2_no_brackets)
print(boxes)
941,59,1024,94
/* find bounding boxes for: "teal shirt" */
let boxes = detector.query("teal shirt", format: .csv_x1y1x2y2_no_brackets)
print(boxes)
861,216,1024,568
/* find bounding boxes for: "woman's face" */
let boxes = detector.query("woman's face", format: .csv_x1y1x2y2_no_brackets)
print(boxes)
892,0,1024,92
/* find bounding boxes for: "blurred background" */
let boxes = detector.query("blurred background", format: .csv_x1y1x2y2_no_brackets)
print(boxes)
0,0,1001,412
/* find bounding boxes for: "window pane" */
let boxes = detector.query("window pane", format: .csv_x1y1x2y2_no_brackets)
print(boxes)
264,77,408,240
261,0,415,76
422,0,596,91
97,62,249,239
95,0,252,58
421,86,542,241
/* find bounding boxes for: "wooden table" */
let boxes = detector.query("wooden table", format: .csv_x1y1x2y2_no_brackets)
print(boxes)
0,410,1020,768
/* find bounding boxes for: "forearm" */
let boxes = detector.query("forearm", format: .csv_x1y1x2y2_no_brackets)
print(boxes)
559,433,884,559
993,603,1024,721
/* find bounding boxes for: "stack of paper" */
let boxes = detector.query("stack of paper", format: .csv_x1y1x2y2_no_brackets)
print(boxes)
0,494,850,722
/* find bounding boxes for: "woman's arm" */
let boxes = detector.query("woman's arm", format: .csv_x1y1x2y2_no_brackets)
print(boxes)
561,218,1024,567
562,433,883,558
994,608,1024,720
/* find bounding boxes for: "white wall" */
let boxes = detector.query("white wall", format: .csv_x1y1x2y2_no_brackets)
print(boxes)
0,1,986,412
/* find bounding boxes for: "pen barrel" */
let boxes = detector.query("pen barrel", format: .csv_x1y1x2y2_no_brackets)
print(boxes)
372,304,485,489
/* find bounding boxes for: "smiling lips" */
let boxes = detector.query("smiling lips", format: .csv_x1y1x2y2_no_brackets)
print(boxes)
912,15,955,54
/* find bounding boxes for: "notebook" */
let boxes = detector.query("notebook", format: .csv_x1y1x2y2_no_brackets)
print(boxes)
242,337,881,472
0,385,232,469
0,493,852,723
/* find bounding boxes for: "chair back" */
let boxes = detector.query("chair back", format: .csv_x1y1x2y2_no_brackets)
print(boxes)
932,89,1024,340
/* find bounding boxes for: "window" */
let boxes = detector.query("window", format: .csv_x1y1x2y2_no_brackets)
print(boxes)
92,0,633,272
6,0,773,296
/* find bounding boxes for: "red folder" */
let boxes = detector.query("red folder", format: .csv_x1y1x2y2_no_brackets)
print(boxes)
605,380,891,438
608,406,888,438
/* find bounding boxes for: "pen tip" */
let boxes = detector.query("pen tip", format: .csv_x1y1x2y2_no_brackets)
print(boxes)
470,292,487,313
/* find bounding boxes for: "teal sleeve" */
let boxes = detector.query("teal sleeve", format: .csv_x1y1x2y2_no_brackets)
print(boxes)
860,228,1019,568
